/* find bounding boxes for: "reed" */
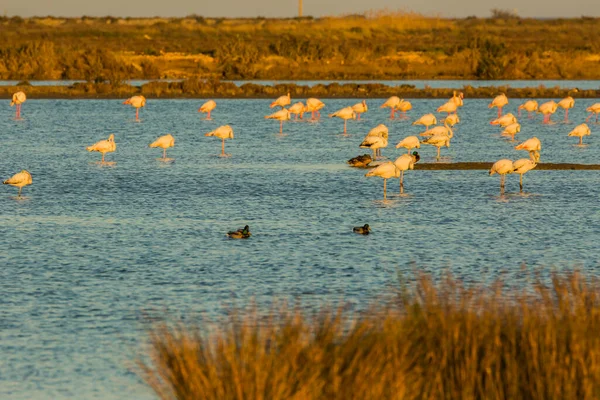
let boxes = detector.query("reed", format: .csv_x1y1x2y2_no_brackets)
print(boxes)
139,271,600,400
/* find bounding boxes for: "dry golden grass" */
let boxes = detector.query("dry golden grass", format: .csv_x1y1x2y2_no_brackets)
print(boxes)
139,271,600,400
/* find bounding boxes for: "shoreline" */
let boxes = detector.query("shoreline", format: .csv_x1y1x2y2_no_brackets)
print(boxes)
1,82,599,100
350,163,600,170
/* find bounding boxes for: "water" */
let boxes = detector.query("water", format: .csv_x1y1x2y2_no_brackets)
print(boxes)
1,79,598,89
1,98,600,399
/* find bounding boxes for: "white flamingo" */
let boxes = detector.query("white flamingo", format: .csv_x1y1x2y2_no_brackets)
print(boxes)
288,102,307,120
444,113,460,126
557,89,578,123
123,95,146,121
205,125,234,156
329,107,356,135
270,93,291,109
365,162,399,200
489,93,509,117
3,170,32,198
515,137,541,162
149,134,175,160
513,159,537,191
436,100,457,116
396,136,421,154
586,103,600,123
87,134,116,163
394,99,412,119
198,100,216,120
306,98,325,121
380,96,401,119
352,100,368,120
489,159,514,192
538,101,558,124
360,132,388,159
10,91,26,119
265,109,291,134
422,122,454,160
518,100,538,118
412,114,437,130
451,91,464,108
394,152,420,194
501,123,521,139
490,113,517,127
568,123,591,145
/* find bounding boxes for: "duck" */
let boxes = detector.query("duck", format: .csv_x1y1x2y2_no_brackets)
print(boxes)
395,136,421,153
515,137,541,162
412,113,437,130
347,154,373,168
306,98,325,120
205,125,234,156
489,159,514,192
227,225,251,239
489,93,509,117
149,134,175,160
353,224,371,235
3,170,32,198
329,107,356,135
490,113,517,127
568,123,591,145
86,134,116,163
198,100,216,120
513,159,537,191
352,100,368,120
270,93,291,109
518,100,539,118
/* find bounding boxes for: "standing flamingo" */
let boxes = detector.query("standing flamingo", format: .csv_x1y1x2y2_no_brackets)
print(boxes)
501,123,521,140
149,134,175,160
568,123,591,145
198,100,216,120
10,91,26,119
288,102,307,120
270,93,291,109
361,124,388,158
444,114,460,127
394,152,420,194
412,114,437,130
123,95,146,121
538,101,558,124
394,99,412,119
365,162,399,200
513,159,537,192
352,100,368,120
489,93,509,117
205,125,234,156
87,134,117,163
396,136,421,154
490,113,517,127
586,103,600,123
306,98,325,121
436,100,458,116
421,121,454,160
489,159,514,193
360,132,388,159
451,91,464,108
329,107,356,135
3,170,32,198
515,137,541,162
518,100,538,118
557,89,578,123
380,96,401,119
265,109,291,134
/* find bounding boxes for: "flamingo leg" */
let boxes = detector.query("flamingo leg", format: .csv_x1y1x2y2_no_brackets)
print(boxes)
207,110,211,120
520,174,523,192
498,107,502,118
580,136,583,145
436,147,441,160
221,139,225,155
390,108,394,120
518,108,522,117
163,148,167,160
564,109,569,123
343,119,347,135
383,179,387,200
372,149,376,159
101,153,105,163
400,171,404,194
136,108,139,121
18,187,22,197
586,113,592,122
357,113,361,121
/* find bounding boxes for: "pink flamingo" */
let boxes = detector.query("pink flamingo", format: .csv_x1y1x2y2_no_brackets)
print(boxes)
10,91,26,119
123,96,146,121
198,100,216,120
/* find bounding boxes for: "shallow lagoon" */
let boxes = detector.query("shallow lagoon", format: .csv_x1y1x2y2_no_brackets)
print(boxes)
1,98,600,399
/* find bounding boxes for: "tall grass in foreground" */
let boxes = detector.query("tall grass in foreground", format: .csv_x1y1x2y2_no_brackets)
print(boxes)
139,272,600,399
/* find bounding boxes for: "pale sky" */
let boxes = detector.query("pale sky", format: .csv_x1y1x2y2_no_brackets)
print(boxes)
2,0,599,19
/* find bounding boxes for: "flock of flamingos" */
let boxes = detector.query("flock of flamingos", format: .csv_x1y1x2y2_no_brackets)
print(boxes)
4,90,600,202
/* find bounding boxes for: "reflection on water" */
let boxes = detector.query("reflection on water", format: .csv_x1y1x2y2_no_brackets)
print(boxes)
1,98,600,399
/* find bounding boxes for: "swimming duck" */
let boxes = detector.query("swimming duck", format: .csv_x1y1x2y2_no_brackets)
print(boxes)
347,154,373,168
227,225,251,239
353,224,371,235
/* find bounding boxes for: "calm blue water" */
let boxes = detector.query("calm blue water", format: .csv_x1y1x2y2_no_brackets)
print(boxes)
1,98,600,399
1,79,598,89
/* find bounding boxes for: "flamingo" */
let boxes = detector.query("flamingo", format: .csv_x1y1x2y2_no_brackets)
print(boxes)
421,121,454,160
270,93,291,109
396,136,421,154
3,170,32,198
198,100,216,120
557,89,578,123
489,93,509,117
586,103,600,123
451,91,464,108
419,125,451,137
10,91,26,119
306,98,325,121
491,113,517,127
515,137,541,162
149,134,175,160
362,124,388,157
489,159,514,192
538,101,558,124
394,99,412,119
365,162,399,200
444,113,460,127
360,133,388,160
205,125,234,156
87,134,116,163
329,107,356,135
518,100,538,118
380,96,401,119
412,114,437,130
436,100,457,116
288,102,307,121
513,159,537,192
123,95,146,121
568,123,591,145
501,123,521,140
265,109,291,134
394,152,420,194
352,100,368,120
